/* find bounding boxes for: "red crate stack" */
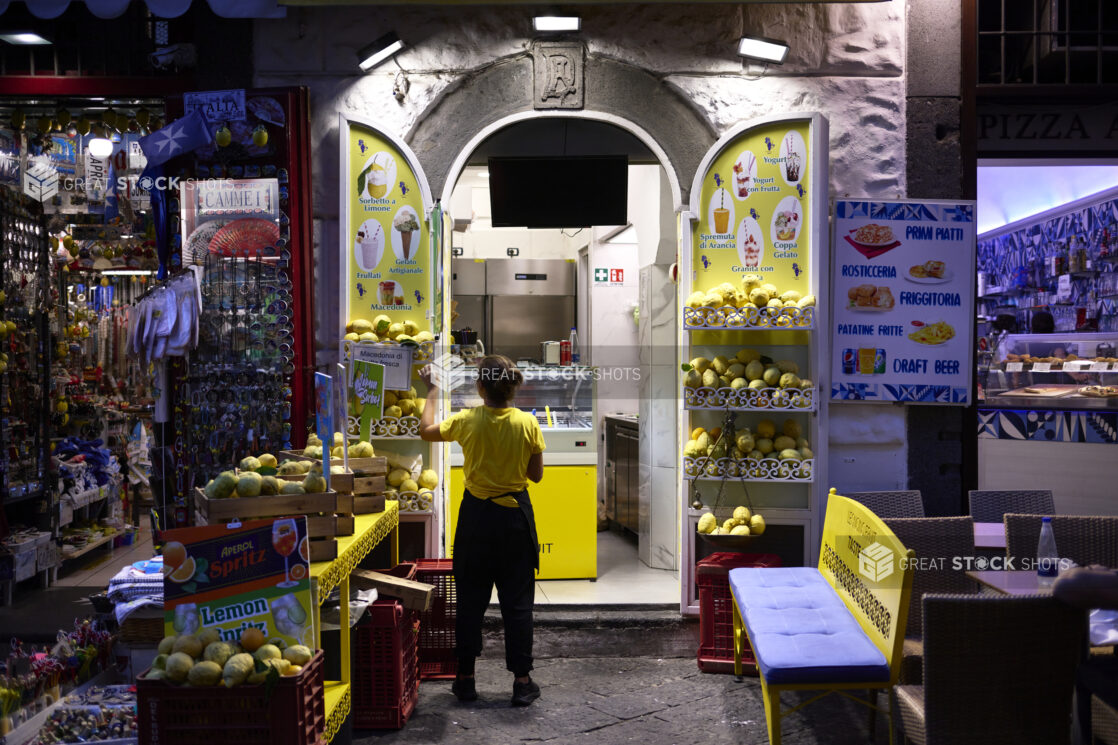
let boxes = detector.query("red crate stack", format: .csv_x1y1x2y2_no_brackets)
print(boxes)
696,552,781,674
137,650,326,745
352,562,419,729
414,558,456,680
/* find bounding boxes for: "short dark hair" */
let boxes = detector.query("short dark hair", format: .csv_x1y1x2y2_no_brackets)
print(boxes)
476,355,523,403
1032,310,1055,334
993,314,1018,333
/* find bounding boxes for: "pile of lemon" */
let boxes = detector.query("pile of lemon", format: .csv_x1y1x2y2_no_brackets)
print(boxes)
146,627,314,688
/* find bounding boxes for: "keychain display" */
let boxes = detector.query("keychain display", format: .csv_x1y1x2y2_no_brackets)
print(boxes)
175,250,294,490
0,189,51,508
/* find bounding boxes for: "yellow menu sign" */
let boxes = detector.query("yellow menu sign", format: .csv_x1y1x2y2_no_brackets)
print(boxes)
345,122,430,333
693,121,812,300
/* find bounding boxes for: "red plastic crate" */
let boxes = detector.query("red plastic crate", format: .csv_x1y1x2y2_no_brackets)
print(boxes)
415,558,457,680
353,563,419,729
137,649,326,745
696,552,781,674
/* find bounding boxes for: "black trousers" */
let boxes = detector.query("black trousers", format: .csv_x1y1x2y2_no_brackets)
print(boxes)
453,490,536,677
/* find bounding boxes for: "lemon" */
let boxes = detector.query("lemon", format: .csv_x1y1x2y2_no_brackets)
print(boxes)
215,125,232,147
165,652,194,683
252,125,268,147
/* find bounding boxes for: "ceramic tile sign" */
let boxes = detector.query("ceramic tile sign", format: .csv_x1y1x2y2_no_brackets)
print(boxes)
162,517,314,648
344,121,430,334
831,199,976,404
693,122,812,330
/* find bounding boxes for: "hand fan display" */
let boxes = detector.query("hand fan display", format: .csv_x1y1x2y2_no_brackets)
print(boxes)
208,218,280,258
183,220,229,266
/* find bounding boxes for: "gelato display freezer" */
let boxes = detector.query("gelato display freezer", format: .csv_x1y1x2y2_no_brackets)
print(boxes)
446,365,597,578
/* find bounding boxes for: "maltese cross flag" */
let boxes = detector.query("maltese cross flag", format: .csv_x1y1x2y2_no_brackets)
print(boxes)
138,110,211,168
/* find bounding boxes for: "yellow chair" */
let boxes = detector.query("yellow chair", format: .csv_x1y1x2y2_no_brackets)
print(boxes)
730,489,915,744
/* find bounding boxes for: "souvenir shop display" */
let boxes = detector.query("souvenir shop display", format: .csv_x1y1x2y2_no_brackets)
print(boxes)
174,252,294,495
0,189,52,545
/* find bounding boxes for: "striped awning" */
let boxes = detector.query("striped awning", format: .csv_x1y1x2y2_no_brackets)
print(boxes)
0,0,284,18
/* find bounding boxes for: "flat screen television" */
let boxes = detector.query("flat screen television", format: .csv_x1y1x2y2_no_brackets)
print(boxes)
488,155,628,228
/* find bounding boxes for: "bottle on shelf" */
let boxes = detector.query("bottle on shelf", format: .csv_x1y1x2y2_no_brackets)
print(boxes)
1036,516,1059,589
568,326,580,365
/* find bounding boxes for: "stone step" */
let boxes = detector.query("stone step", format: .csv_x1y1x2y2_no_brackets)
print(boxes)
482,605,700,659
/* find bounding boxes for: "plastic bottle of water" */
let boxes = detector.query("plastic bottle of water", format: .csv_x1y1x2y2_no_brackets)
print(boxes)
569,327,580,365
1036,516,1058,588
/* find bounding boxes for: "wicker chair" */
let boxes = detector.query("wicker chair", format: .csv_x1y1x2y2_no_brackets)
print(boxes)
845,490,925,519
967,489,1054,523
1003,514,1118,569
1093,696,1118,745
883,517,976,684
895,593,1087,745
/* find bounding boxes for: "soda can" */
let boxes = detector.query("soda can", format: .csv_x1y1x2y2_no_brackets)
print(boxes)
874,348,887,375
842,348,856,375
560,340,572,366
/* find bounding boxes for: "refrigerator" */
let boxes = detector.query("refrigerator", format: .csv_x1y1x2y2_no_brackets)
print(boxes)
451,258,576,363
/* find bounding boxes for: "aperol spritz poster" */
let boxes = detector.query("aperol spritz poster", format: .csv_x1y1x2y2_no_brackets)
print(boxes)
162,516,314,648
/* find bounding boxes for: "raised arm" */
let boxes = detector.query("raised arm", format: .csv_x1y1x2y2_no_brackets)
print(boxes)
418,365,447,442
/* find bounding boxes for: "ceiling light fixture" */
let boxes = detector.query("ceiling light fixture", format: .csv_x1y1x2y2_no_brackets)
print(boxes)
87,137,114,158
737,36,789,65
101,269,153,276
357,32,405,72
533,16,580,33
0,31,51,45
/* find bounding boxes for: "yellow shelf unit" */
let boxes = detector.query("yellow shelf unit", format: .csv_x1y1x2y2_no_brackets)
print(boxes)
309,502,400,741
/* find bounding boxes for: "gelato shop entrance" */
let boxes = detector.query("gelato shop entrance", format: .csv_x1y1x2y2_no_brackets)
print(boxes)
443,116,678,605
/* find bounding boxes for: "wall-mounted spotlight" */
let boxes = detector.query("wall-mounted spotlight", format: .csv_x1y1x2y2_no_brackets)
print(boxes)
357,31,405,72
533,16,580,33
737,36,789,65
0,31,51,45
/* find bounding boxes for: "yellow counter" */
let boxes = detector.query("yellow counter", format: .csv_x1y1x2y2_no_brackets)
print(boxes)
447,466,597,579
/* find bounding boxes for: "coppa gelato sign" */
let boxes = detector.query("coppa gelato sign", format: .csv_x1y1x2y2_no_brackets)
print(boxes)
342,118,432,332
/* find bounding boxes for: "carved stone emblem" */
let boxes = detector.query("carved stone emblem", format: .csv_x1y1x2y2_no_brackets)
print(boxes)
531,41,584,110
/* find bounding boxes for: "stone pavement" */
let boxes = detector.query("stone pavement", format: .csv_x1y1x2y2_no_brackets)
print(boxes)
354,657,893,744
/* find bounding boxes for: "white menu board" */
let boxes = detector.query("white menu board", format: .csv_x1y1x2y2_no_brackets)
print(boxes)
831,199,976,405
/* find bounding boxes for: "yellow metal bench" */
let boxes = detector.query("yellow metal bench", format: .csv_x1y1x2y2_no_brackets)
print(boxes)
730,489,915,744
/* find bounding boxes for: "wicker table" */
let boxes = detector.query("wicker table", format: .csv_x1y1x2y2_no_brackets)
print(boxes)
967,569,1052,596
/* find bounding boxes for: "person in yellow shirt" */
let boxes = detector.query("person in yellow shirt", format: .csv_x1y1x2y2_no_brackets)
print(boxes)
419,354,545,706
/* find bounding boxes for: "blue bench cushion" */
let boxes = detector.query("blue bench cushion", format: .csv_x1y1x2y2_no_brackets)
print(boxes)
728,566,890,685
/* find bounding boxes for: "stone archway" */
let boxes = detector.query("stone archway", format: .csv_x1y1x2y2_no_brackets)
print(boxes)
406,51,718,208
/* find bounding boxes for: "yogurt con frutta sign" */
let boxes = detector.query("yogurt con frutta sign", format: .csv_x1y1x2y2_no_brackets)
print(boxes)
694,123,811,304
830,199,975,404
346,123,429,332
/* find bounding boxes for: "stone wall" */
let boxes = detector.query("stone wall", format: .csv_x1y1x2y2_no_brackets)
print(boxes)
252,1,930,500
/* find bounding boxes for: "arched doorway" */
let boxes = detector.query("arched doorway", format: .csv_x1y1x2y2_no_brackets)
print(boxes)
398,49,717,603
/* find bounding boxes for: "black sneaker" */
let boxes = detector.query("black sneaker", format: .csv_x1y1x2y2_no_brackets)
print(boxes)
511,678,540,707
451,676,477,702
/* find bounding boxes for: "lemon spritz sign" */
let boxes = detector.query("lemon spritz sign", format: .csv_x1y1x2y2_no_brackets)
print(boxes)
162,517,314,648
